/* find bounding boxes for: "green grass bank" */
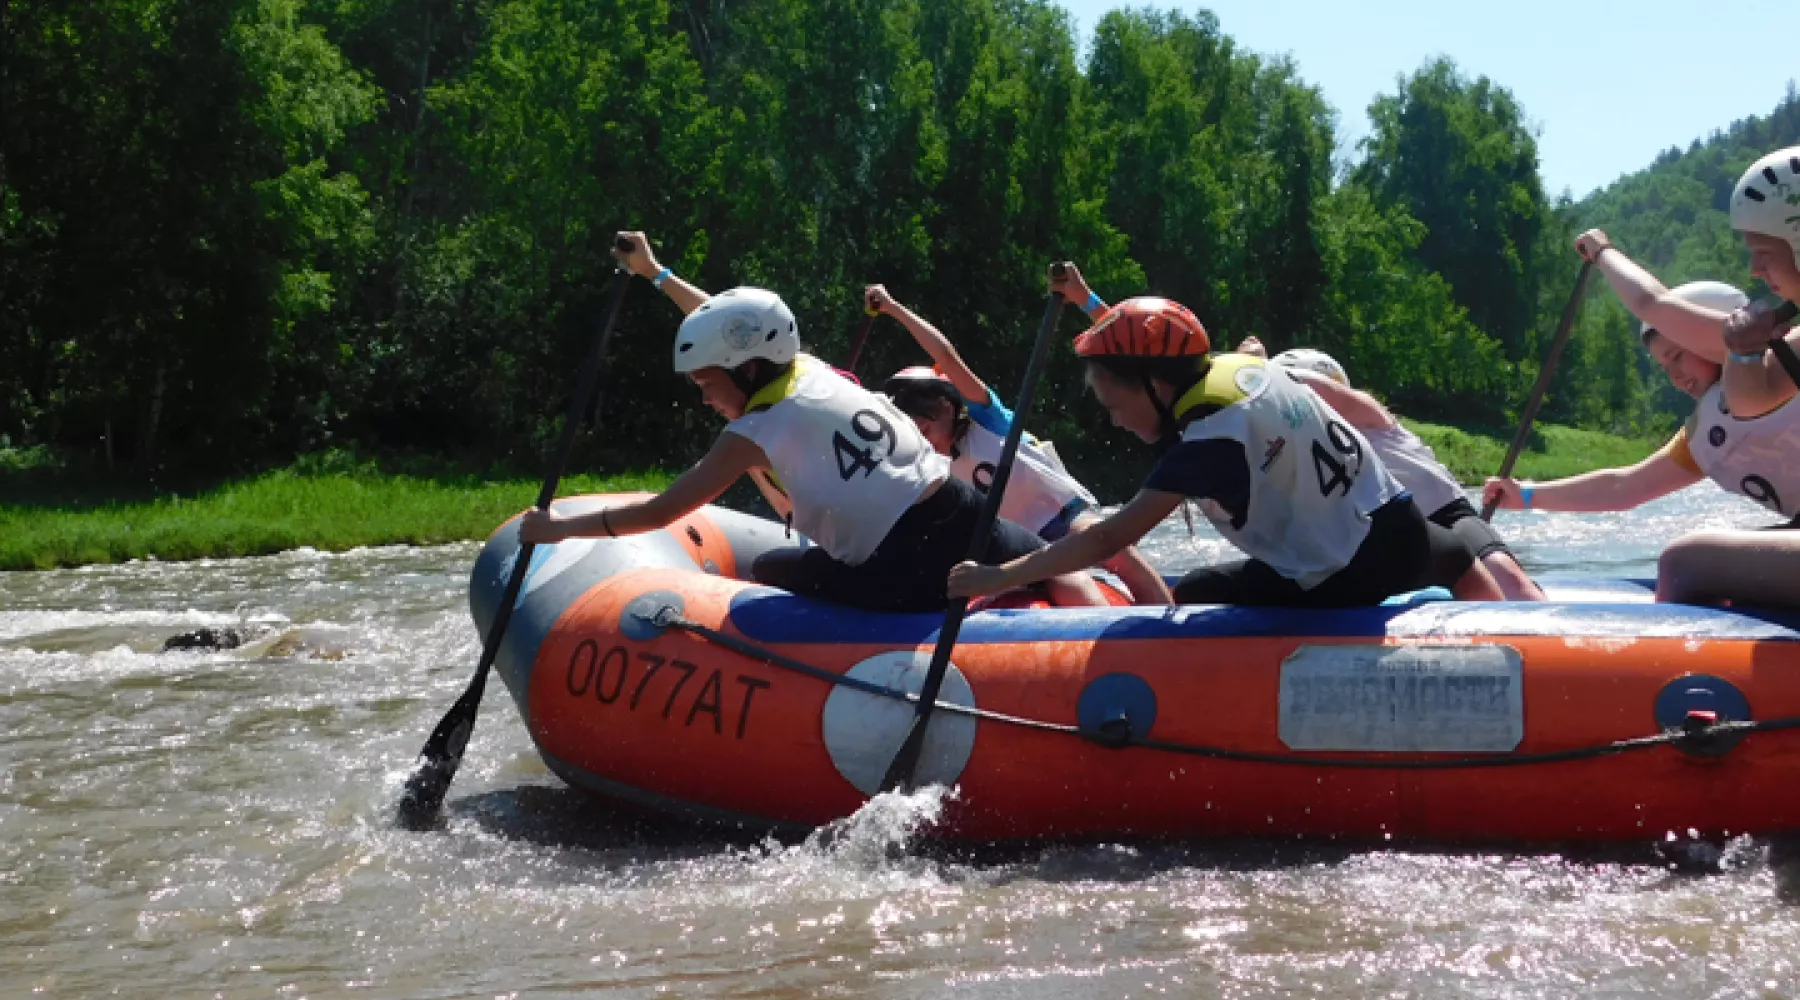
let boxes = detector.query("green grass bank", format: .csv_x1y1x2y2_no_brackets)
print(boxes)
1,464,676,571
1402,419,1663,486
2,420,1662,571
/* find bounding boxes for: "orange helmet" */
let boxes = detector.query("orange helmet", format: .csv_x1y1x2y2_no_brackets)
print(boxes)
1073,297,1209,358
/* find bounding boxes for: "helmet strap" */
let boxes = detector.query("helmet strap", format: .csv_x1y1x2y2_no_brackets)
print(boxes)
1143,373,1178,443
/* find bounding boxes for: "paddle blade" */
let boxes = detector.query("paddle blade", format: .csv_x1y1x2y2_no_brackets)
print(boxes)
395,677,484,829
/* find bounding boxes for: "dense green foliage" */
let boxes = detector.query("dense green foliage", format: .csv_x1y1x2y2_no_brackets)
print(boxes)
1,0,1793,486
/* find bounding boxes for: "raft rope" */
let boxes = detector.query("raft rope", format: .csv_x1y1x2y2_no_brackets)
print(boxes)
644,607,1800,768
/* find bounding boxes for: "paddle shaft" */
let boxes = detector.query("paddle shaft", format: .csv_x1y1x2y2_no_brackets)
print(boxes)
395,239,635,829
1480,261,1594,522
879,272,1068,794
843,304,882,376
1766,301,1800,385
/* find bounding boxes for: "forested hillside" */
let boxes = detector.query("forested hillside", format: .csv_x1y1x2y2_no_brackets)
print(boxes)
1,0,1794,484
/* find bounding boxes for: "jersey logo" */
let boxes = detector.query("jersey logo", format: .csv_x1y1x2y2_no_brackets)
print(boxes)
1233,364,1267,398
1260,436,1287,472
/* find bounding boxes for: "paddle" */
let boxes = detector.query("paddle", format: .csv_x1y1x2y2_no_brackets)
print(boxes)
877,263,1069,794
843,296,884,377
1762,300,1800,386
395,237,637,830
1480,261,1594,522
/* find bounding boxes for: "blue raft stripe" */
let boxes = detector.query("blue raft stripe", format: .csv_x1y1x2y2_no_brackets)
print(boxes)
724,581,1800,645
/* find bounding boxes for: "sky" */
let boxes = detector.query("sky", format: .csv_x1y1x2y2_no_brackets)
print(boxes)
1056,0,1797,200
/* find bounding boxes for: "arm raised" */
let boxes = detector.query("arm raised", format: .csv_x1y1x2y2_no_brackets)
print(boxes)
865,284,991,406
615,230,710,316
1578,230,1729,364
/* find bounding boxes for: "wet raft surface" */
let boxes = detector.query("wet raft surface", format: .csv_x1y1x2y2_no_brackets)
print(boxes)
3,487,1798,997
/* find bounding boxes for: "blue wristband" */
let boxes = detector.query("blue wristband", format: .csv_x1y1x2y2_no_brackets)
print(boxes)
652,266,673,289
1728,349,1766,365
1521,485,1534,510
1084,290,1103,312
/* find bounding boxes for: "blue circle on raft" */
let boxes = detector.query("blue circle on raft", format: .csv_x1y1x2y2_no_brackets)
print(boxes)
1654,674,1751,757
1077,673,1158,747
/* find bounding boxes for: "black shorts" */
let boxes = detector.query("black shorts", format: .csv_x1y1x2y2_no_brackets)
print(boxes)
1428,496,1512,559
749,476,1045,613
1173,496,1463,608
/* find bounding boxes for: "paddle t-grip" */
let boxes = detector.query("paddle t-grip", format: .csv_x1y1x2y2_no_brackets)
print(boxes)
615,236,636,253
1049,262,1069,281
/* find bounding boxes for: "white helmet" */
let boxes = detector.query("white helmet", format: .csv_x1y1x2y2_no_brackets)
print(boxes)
1639,280,1749,341
672,287,799,373
1729,146,1800,269
1270,347,1350,387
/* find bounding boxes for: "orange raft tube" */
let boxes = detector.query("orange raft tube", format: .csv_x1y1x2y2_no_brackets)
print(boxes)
475,494,1800,844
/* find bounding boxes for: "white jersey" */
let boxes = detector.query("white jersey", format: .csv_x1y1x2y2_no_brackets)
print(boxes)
727,355,949,564
950,403,1098,536
1179,355,1403,588
1687,382,1800,518
1363,425,1465,516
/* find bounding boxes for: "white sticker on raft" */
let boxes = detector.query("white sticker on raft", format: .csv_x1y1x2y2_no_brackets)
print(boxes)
1278,644,1524,753
822,651,977,796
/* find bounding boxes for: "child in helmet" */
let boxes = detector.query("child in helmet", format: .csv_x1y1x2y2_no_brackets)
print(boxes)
866,284,1173,604
519,232,1059,614
1253,347,1545,601
948,295,1495,607
1486,152,1800,612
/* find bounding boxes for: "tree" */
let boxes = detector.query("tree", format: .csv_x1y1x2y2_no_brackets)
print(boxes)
1354,58,1548,363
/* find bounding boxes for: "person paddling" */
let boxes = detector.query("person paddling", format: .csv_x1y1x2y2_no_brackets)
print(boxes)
1482,281,1758,515
948,296,1499,606
866,284,1172,604
1250,347,1545,601
519,233,1082,613
1486,147,1800,609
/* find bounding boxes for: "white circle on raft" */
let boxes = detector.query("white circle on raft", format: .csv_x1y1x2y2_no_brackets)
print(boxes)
821,651,977,796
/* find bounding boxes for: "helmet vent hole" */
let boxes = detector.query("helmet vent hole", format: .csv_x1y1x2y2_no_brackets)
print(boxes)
1789,157,1800,173
1764,167,1780,184
1744,189,1766,203
765,330,777,341
679,343,693,352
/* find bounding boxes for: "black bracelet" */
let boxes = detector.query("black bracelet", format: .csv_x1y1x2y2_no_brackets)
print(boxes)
601,509,615,538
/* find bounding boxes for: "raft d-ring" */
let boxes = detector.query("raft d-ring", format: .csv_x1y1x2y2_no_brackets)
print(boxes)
1654,674,1751,758
621,590,687,641
1077,673,1158,749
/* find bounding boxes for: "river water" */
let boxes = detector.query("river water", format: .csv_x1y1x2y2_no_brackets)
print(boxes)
3,486,1796,998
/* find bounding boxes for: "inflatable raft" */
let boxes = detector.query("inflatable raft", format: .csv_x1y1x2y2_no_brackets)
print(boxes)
474,494,1800,844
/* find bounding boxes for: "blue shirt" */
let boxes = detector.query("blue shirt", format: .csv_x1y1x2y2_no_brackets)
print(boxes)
1142,439,1251,528
965,393,1013,437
